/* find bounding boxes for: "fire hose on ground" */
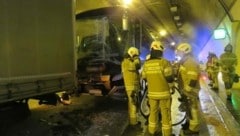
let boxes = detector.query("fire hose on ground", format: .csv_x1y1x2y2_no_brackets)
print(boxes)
138,82,188,126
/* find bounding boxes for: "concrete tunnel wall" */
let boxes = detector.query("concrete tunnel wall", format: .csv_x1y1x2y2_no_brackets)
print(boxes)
232,22,240,88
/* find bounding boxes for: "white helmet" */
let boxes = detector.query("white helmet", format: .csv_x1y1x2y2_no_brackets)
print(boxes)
176,43,192,54
127,47,139,57
150,41,164,51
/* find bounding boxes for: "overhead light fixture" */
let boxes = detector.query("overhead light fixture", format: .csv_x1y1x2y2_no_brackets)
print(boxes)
159,30,167,36
170,6,178,12
178,27,182,31
122,0,132,8
117,36,122,41
170,42,176,46
213,28,226,39
174,16,180,21
176,22,182,26
122,11,129,31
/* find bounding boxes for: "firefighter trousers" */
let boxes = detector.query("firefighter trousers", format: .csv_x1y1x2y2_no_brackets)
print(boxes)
126,90,138,125
148,98,172,136
188,98,200,132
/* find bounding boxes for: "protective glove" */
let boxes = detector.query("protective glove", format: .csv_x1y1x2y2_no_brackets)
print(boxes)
168,83,175,94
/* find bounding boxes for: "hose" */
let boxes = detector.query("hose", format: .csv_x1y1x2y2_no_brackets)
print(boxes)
139,84,187,126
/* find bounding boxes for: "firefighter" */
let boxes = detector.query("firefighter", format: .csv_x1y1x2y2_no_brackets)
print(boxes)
141,41,174,136
206,52,220,89
219,43,238,100
121,46,141,126
175,43,201,135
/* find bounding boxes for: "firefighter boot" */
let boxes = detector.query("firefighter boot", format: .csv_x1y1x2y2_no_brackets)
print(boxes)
226,89,232,100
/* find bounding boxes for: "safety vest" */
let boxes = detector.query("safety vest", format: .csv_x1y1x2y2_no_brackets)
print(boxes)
142,58,173,99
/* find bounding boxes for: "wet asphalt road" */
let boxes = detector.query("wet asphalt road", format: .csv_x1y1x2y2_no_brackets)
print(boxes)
208,73,240,125
0,94,129,136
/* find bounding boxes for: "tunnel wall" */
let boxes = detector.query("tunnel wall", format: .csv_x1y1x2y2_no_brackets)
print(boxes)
198,17,231,62
199,14,240,88
232,22,240,88
230,0,240,21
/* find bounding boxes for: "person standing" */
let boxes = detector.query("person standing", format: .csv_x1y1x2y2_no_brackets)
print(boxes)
141,41,174,136
219,43,238,100
121,46,141,126
206,52,220,90
175,43,201,135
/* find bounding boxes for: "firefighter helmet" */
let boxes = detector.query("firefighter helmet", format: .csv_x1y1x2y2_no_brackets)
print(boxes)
224,43,232,52
127,47,139,57
150,41,164,51
176,43,192,54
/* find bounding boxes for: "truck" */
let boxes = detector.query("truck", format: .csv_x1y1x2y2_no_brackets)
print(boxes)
0,0,75,106
75,17,125,96
75,8,144,97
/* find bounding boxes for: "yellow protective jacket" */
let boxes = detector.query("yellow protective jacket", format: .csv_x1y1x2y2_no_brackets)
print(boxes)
220,52,237,71
178,55,200,92
121,56,141,91
141,58,173,99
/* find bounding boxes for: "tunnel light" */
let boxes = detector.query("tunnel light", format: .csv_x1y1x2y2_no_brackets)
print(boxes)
214,28,226,39
122,0,132,8
117,36,122,41
159,30,167,36
122,11,128,31
170,6,178,12
170,42,176,46
176,22,182,26
174,16,180,21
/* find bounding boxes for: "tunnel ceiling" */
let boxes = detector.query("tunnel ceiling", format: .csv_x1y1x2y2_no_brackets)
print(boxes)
76,0,233,47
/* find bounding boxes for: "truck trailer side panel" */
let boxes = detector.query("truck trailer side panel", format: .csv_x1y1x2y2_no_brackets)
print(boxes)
0,0,75,104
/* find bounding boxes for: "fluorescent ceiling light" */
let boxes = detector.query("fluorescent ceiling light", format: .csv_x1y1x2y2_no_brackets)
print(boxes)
213,28,226,39
123,0,132,7
170,42,176,46
170,6,177,12
174,16,180,20
176,22,182,26
159,30,167,36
